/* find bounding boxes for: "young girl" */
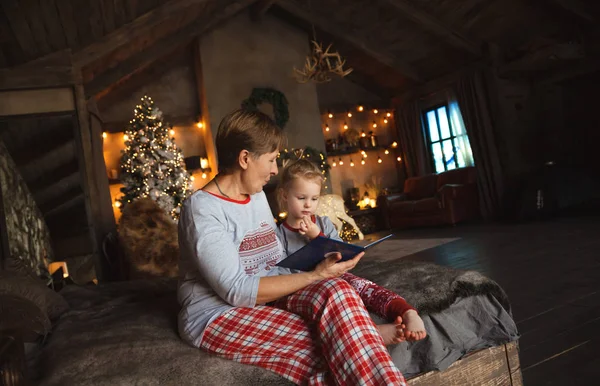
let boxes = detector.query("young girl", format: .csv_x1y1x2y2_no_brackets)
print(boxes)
276,159,427,345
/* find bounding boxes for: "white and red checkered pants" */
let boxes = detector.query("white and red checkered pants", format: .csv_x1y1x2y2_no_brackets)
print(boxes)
200,277,406,386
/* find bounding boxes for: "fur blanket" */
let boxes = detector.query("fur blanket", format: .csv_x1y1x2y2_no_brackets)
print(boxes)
352,259,511,316
34,260,517,385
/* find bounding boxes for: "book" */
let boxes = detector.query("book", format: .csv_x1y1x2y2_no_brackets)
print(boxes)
276,234,394,272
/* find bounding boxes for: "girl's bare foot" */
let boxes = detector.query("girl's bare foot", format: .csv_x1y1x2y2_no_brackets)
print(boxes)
377,316,406,345
402,310,427,341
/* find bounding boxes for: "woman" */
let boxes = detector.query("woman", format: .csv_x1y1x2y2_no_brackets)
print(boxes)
178,109,405,385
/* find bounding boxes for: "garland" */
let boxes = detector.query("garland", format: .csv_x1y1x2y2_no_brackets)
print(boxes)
241,87,290,129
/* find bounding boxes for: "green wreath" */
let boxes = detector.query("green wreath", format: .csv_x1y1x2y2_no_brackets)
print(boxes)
241,87,289,129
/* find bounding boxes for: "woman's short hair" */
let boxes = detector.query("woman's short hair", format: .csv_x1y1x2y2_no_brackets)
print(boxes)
216,109,286,174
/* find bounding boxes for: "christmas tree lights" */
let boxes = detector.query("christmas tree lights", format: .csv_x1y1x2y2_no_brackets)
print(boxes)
117,96,192,220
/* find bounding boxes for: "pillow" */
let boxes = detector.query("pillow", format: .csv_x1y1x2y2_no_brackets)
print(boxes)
0,294,51,342
0,271,69,320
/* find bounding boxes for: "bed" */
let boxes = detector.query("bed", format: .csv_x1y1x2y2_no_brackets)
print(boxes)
1,254,521,385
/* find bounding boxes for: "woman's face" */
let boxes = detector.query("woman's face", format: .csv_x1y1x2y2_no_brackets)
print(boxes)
242,150,279,194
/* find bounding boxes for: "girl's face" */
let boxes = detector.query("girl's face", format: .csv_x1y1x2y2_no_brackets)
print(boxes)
242,150,279,194
282,177,322,219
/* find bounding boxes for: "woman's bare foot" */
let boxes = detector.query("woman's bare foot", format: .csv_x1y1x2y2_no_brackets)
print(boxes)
377,316,406,345
402,310,427,341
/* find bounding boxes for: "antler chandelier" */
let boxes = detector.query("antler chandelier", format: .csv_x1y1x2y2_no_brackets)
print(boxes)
293,40,353,84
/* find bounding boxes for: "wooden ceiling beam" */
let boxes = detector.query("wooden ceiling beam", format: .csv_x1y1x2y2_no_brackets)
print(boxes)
382,0,482,57
276,0,422,82
85,0,257,99
72,0,211,68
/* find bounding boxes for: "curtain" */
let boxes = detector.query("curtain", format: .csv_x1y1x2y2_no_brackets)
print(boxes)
394,100,431,178
455,70,504,219
447,92,475,168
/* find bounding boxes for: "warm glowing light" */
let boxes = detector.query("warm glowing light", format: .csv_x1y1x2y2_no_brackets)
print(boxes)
123,134,129,141
358,105,364,111
384,149,390,155
201,172,207,179
325,124,330,132
279,212,288,218
332,161,337,167
48,262,69,278
350,160,355,167
384,119,388,124
114,201,122,208
392,141,398,148
102,132,107,139
339,158,344,165
196,122,204,129
378,156,382,164
361,159,366,165
328,110,333,118
190,175,195,181
372,121,377,128
169,129,175,135
347,112,352,117
200,157,209,169
373,109,378,114
397,156,402,162
343,123,348,130
387,112,392,117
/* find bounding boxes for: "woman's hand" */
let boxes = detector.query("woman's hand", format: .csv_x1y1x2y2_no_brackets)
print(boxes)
313,251,364,280
298,216,321,240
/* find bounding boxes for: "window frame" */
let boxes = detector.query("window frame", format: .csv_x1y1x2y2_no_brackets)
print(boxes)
422,104,461,173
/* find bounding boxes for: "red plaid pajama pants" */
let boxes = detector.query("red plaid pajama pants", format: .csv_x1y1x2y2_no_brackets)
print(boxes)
200,278,406,386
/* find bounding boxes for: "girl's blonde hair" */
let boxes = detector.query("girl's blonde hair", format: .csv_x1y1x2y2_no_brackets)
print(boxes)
277,159,324,209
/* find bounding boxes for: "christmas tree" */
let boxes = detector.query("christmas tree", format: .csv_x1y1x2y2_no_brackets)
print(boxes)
118,96,192,220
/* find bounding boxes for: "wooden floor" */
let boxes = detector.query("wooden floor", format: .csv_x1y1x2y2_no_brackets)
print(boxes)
387,215,600,386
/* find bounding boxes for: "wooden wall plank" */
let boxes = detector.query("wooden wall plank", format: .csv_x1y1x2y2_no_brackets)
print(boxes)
20,0,52,55
55,0,81,49
72,76,103,279
39,0,69,51
0,1,39,58
113,0,129,27
0,66,73,90
99,0,117,34
126,0,139,20
0,11,27,66
0,49,8,68
89,0,106,40
0,66,75,90
0,88,75,116
382,0,481,56
73,0,211,68
71,0,94,47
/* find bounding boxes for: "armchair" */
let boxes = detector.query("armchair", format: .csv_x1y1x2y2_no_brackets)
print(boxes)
378,167,479,229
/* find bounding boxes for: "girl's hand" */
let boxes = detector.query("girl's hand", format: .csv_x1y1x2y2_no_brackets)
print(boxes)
313,251,364,280
298,216,321,240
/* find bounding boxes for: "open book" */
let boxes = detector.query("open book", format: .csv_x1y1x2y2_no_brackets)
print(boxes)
276,234,393,272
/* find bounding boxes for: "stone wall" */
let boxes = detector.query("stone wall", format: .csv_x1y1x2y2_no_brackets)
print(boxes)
0,140,53,275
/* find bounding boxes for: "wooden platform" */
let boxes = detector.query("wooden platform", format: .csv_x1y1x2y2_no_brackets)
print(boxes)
388,216,600,386
408,342,522,386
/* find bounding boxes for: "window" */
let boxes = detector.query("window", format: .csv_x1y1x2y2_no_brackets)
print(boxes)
423,104,474,173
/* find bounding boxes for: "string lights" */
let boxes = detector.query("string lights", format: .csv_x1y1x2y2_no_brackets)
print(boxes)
321,106,399,170
116,95,193,220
